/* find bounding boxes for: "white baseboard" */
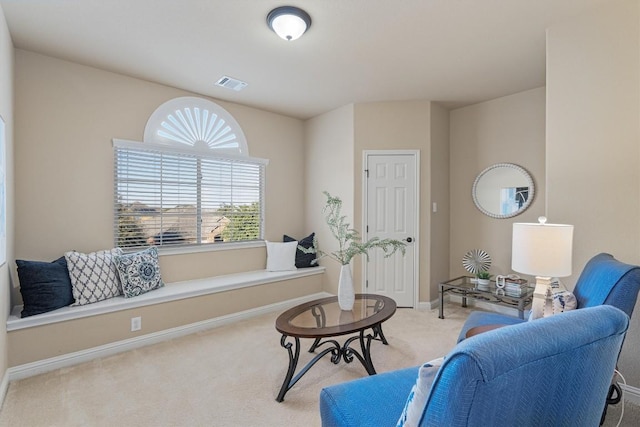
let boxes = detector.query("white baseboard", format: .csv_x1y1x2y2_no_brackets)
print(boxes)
6,291,332,383
0,369,8,409
416,293,447,311
417,301,433,310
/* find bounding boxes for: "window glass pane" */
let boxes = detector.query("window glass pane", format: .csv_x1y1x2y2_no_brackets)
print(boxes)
114,145,265,250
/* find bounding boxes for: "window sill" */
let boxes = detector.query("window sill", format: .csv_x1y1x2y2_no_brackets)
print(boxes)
7,267,325,331
156,240,265,256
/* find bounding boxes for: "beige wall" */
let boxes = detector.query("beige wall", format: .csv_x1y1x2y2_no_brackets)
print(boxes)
13,50,307,294
0,3,14,384
429,104,450,302
546,0,640,280
9,50,320,367
305,101,448,304
304,104,355,294
546,0,640,387
449,87,546,280
353,101,434,302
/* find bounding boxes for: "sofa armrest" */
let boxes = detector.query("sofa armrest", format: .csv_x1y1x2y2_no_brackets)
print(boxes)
320,366,419,427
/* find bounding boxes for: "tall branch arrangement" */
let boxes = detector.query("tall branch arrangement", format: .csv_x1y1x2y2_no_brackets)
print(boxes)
307,191,406,265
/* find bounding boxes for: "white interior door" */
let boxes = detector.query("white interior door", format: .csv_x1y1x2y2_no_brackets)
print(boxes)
364,151,418,307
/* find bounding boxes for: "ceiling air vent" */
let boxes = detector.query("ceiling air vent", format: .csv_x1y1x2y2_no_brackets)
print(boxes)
215,76,248,92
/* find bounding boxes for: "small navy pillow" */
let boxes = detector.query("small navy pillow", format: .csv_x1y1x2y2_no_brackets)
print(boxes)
17,257,75,317
283,233,317,268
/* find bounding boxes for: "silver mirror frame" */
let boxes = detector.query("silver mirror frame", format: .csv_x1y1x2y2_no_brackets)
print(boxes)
472,163,535,219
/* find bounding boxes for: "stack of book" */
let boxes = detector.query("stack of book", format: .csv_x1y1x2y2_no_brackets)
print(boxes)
504,278,528,297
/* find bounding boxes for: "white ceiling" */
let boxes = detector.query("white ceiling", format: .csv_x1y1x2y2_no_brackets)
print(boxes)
0,0,611,119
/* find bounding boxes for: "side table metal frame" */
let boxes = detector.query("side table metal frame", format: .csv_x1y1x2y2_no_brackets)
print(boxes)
439,276,533,320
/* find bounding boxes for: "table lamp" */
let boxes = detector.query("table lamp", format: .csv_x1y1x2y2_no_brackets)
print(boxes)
512,216,574,319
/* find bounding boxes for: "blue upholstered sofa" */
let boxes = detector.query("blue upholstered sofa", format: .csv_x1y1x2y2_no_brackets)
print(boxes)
319,305,628,426
320,253,640,427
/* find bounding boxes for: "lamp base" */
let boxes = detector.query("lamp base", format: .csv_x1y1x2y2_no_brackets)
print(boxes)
530,276,553,319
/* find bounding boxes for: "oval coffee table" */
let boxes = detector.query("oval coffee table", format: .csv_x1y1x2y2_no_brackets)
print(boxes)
275,293,396,402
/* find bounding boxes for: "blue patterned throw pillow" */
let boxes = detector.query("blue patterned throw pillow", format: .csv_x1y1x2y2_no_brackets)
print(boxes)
114,247,164,298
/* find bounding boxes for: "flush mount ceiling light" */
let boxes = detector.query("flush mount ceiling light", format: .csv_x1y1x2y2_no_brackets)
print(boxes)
267,6,311,41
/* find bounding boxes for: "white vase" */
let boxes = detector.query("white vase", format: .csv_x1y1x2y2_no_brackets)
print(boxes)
338,264,355,311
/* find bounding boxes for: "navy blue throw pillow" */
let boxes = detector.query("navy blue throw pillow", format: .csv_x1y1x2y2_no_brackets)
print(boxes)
17,257,75,317
283,233,316,268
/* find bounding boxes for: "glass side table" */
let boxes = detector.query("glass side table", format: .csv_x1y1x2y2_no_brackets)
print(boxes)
439,276,533,320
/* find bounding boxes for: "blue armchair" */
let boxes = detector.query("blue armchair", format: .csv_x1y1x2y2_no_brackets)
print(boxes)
457,253,640,424
457,253,640,342
319,305,629,427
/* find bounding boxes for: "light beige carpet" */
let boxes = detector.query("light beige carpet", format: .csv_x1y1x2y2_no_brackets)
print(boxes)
0,304,637,426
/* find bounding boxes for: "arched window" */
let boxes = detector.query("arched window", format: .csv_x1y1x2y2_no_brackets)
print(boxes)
143,96,248,154
114,97,267,252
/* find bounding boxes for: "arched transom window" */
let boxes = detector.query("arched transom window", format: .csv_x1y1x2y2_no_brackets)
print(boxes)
143,96,248,155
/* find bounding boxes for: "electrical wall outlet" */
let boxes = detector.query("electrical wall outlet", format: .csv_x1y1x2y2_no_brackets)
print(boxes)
131,316,142,332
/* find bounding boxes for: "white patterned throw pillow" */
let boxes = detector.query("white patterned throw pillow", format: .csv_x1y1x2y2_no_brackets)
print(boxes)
65,248,123,306
529,278,577,321
113,247,164,298
397,357,444,427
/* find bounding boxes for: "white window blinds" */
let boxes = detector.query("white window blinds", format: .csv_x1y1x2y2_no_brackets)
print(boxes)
114,140,266,250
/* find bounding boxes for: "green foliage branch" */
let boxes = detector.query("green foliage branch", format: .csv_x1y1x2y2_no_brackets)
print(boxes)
219,202,261,242
301,191,406,266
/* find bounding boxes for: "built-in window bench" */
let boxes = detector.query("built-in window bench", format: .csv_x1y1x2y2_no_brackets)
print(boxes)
7,267,326,331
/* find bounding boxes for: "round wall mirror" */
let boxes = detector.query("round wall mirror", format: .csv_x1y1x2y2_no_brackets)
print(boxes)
472,163,535,219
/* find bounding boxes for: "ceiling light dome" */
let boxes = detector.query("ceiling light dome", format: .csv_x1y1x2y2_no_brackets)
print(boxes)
267,6,311,41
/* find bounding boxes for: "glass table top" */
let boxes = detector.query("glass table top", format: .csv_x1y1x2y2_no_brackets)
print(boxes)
275,294,396,338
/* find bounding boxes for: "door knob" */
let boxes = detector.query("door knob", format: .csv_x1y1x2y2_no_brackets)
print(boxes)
404,237,413,243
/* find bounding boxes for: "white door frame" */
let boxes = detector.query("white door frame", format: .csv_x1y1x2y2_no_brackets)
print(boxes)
362,150,420,308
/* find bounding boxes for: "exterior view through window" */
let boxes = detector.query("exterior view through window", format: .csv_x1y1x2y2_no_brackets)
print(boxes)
113,97,267,251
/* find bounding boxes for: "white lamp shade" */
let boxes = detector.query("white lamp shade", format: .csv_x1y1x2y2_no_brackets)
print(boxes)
512,220,574,277
271,14,307,40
